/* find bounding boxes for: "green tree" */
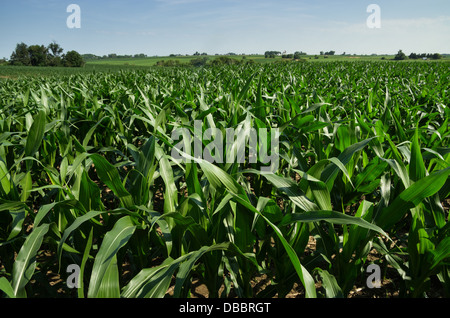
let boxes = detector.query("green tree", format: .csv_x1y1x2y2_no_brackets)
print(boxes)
63,50,85,67
47,42,64,66
432,53,442,60
265,51,280,58
211,56,240,66
9,42,31,66
190,57,208,67
28,45,49,66
48,41,63,57
394,50,407,60
293,51,306,59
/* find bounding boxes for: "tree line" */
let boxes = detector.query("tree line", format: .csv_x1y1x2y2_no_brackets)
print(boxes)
265,51,308,59
156,56,255,67
9,42,85,67
394,50,443,61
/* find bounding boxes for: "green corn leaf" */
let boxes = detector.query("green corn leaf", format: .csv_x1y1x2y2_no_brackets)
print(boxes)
90,153,134,209
11,224,49,298
0,161,12,196
0,277,15,298
78,227,94,298
24,109,46,158
87,216,136,298
173,242,231,297
375,167,450,230
96,255,120,298
410,126,427,182
430,237,450,270
57,209,114,270
280,210,388,238
315,268,344,298
321,137,375,188
35,199,86,228
77,169,104,212
19,171,32,203
156,146,178,214
122,257,182,298
6,209,26,241
245,169,318,212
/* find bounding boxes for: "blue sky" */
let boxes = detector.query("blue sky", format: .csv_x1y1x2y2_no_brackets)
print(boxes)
1,0,449,58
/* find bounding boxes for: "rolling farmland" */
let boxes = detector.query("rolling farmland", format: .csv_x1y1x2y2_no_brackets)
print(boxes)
0,60,449,298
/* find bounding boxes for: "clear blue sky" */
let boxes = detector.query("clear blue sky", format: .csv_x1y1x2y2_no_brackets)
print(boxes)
1,0,449,58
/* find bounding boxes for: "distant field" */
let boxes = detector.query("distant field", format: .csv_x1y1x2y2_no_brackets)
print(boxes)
85,54,400,66
85,53,450,66
1,54,447,79
86,54,272,66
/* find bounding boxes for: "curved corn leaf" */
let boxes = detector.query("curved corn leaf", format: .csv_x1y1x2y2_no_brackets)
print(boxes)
87,215,136,298
11,224,49,298
24,110,46,158
315,268,344,298
90,154,134,209
0,277,15,298
375,167,450,230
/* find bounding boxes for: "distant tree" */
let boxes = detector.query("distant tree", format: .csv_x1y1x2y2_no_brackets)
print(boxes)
47,42,64,66
28,45,49,66
190,57,208,67
320,51,324,55
82,54,101,60
48,41,63,57
293,51,306,59
394,50,407,60
156,59,182,67
264,51,280,58
10,42,31,66
63,50,85,67
210,56,239,66
432,53,442,60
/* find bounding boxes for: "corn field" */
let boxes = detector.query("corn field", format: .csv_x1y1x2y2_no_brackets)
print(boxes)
0,61,449,298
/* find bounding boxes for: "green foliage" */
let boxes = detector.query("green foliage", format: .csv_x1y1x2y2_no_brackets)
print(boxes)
9,43,31,66
395,50,407,60
265,51,280,58
0,61,449,299
8,42,84,68
190,57,208,67
63,50,85,67
155,59,183,67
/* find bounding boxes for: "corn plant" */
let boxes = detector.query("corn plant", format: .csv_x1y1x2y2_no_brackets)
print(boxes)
0,61,449,298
